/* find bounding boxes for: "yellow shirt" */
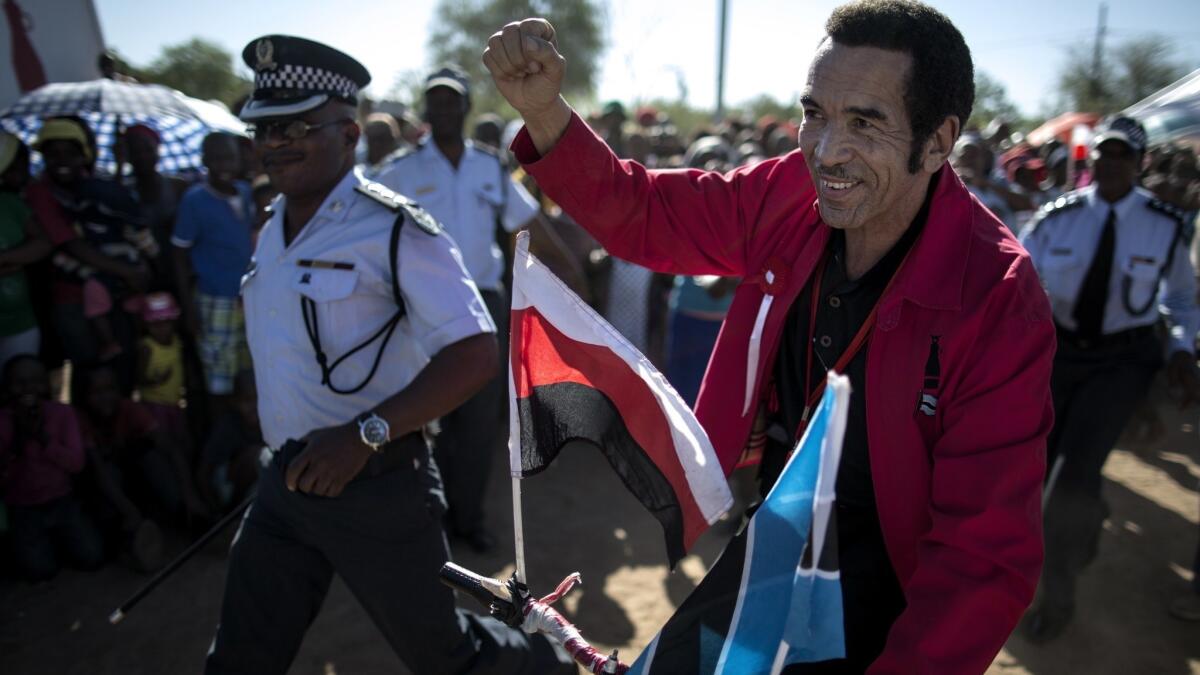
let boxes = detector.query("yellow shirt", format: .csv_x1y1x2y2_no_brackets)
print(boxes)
139,335,184,406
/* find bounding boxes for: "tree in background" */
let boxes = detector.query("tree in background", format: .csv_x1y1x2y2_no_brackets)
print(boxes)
109,38,249,108
1055,35,1188,114
969,71,1023,132
428,0,605,117
145,38,250,106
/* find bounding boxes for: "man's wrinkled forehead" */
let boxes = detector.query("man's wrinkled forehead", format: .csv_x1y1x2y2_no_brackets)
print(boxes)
802,39,911,116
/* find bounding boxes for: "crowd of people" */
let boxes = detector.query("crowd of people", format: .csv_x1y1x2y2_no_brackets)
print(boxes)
0,111,275,581
1,1,1199,671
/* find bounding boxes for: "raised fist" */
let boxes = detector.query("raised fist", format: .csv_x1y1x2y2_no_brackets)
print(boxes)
483,18,566,119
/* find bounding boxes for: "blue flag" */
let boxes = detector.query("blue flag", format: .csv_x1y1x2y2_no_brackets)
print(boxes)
629,374,848,674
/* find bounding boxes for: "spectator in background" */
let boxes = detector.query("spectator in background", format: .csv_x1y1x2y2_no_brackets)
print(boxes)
118,124,186,269
197,369,261,511
27,117,153,384
97,50,137,83
951,135,1027,230
360,112,404,178
0,354,103,582
76,363,207,538
171,133,253,416
136,292,187,445
596,100,627,158
397,108,425,147
0,133,49,367
472,112,505,151
377,64,540,553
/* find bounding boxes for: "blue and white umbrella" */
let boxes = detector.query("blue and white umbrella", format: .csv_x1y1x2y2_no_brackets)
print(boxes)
0,78,248,176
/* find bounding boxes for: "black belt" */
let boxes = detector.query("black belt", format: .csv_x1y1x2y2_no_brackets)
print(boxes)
1055,323,1157,351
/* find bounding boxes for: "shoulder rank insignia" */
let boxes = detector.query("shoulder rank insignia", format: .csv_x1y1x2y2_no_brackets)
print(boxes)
1041,193,1084,217
1028,192,1085,230
1146,197,1187,227
354,182,441,236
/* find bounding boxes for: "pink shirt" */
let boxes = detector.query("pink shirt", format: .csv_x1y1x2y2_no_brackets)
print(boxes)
0,401,86,506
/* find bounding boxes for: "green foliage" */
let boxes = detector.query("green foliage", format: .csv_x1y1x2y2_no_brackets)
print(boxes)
428,0,605,116
141,38,250,106
968,71,1023,131
1054,35,1189,115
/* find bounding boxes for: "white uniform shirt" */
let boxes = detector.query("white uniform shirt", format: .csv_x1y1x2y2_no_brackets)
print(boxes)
1020,184,1199,355
376,140,539,291
242,168,495,449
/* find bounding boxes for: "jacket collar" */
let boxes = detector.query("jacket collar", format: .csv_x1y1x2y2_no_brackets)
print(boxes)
885,164,973,311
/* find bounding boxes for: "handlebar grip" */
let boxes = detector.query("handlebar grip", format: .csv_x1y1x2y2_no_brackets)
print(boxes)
439,562,511,609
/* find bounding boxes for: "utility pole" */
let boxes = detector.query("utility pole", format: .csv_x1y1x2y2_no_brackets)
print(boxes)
715,0,729,121
1089,2,1108,103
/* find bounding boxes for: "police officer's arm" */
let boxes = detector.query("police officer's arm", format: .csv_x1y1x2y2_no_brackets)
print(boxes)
286,335,497,497
286,216,500,498
1159,234,1200,406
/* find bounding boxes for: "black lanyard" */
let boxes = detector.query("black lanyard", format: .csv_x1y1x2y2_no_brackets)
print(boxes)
299,210,408,395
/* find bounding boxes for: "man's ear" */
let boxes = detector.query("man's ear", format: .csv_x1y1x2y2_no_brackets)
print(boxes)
344,121,361,149
923,115,961,173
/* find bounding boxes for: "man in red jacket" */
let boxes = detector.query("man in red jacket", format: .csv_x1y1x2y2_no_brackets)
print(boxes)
485,1,1054,672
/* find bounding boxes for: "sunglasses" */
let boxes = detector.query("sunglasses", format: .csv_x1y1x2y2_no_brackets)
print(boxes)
249,118,352,142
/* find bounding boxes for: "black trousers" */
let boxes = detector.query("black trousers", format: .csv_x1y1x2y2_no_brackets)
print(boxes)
1041,327,1162,609
435,288,508,535
205,437,573,675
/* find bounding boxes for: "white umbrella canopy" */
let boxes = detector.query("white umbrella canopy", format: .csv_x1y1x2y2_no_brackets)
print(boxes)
0,78,248,176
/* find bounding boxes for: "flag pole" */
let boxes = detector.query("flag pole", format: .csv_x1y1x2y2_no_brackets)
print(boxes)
512,475,527,584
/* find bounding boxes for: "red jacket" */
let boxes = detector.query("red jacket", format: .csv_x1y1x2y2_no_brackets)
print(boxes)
515,114,1054,674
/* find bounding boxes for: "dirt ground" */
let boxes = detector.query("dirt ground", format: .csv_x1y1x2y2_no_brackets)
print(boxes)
1,391,1197,674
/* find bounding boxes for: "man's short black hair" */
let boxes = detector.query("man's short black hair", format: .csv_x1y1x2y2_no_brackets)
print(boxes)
825,0,974,172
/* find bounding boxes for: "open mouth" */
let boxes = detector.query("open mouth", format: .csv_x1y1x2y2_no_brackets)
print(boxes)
821,179,857,191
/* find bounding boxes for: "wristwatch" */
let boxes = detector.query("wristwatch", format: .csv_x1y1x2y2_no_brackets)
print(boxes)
356,412,390,452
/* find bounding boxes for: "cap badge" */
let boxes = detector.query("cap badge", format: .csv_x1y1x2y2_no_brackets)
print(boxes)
254,39,277,72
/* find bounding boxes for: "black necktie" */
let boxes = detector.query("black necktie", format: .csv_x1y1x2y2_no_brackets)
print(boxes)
1072,208,1116,338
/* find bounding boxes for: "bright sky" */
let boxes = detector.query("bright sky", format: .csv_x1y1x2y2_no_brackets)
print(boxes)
96,0,1200,117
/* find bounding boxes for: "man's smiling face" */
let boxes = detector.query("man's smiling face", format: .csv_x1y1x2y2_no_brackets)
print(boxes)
799,40,931,232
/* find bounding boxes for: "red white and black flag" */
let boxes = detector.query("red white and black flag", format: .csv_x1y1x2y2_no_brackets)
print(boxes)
508,232,733,566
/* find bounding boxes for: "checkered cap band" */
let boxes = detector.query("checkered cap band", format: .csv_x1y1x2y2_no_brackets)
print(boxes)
255,64,359,101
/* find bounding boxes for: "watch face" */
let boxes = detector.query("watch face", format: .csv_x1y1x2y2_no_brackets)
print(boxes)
363,418,389,446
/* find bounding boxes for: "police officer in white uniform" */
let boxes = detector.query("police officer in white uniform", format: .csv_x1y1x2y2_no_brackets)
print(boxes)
377,66,539,552
1019,115,1200,642
205,35,572,675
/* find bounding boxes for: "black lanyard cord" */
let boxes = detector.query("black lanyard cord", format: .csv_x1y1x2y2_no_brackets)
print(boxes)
302,297,403,395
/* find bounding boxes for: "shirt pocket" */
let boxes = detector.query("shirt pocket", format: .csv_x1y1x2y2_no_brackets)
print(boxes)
1122,255,1161,315
1039,248,1083,315
291,268,361,352
291,267,359,302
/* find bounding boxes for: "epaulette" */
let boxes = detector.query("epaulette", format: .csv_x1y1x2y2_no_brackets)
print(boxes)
354,182,441,236
1038,193,1085,219
1145,197,1188,227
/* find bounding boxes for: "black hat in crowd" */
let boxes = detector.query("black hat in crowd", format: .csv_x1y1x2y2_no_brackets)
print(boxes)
1092,115,1148,155
239,35,371,121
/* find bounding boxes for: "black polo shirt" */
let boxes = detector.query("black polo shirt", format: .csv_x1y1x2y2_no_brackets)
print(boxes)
765,179,935,673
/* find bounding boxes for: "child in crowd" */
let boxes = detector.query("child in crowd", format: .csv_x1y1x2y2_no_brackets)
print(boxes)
136,292,187,443
0,134,49,367
0,354,103,581
171,134,253,417
198,369,262,510
75,363,207,566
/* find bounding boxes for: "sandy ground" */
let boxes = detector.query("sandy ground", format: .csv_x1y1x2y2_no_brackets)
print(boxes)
1,394,1197,674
